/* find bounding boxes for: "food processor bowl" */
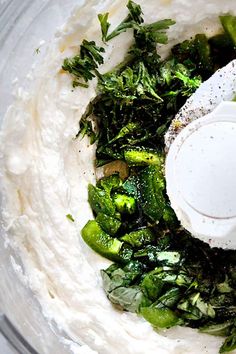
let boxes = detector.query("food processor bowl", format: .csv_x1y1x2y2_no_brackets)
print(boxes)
0,1,84,353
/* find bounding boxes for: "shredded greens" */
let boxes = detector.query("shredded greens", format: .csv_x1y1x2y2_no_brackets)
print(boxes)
62,40,105,87
63,2,236,353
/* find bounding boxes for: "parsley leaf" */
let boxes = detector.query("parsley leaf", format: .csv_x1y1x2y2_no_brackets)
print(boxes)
62,40,105,87
98,0,143,42
98,13,110,42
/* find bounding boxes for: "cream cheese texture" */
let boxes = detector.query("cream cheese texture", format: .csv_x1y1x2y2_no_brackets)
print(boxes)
1,0,236,353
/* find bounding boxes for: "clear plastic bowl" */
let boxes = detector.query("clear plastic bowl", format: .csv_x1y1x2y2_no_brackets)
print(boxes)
0,1,82,353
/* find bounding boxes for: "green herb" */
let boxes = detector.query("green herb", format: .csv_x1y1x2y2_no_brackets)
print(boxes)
98,13,110,42
62,40,105,87
82,172,236,352
66,214,75,222
121,228,155,248
98,0,143,42
220,327,236,353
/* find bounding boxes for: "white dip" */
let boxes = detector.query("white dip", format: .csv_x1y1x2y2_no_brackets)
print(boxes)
1,0,236,353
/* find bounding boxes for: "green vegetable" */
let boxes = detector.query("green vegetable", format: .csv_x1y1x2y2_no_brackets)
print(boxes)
220,15,236,45
98,62,162,105
81,220,123,261
101,261,142,291
194,34,213,73
98,13,110,42
138,165,166,222
141,306,181,328
134,248,181,266
200,321,234,337
98,174,123,193
148,267,193,288
98,0,143,42
88,184,117,217
108,286,150,312
96,213,121,236
162,205,179,227
79,119,97,144
178,293,215,320
160,59,202,94
101,261,150,312
62,40,105,87
122,175,139,198
124,147,164,167
113,193,136,214
66,214,75,222
121,228,155,247
141,273,164,301
217,278,233,294
108,122,141,144
156,251,181,266
174,69,202,96
220,328,236,353
155,288,181,309
75,3,236,352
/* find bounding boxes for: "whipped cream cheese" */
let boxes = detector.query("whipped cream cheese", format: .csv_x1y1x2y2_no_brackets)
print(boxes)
1,0,236,353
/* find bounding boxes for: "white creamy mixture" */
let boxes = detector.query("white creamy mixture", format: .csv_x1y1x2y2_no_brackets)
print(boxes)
1,0,236,353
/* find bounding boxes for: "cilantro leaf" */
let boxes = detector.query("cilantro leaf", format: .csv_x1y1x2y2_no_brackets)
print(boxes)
98,0,143,42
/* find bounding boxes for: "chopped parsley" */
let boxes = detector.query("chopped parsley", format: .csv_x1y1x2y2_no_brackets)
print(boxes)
62,40,105,87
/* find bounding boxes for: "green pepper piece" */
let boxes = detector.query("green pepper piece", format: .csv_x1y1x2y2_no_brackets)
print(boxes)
138,165,166,222
220,15,236,45
154,288,181,308
98,174,123,193
141,306,181,328
113,193,136,214
121,228,155,247
96,213,121,236
81,220,123,261
124,147,164,167
220,328,236,353
88,184,117,217
163,205,178,227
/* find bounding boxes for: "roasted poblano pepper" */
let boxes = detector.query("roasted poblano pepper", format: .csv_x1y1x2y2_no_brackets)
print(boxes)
81,220,123,261
124,147,164,167
140,306,181,328
88,184,118,217
138,165,166,222
113,193,137,214
121,228,155,247
96,212,121,236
